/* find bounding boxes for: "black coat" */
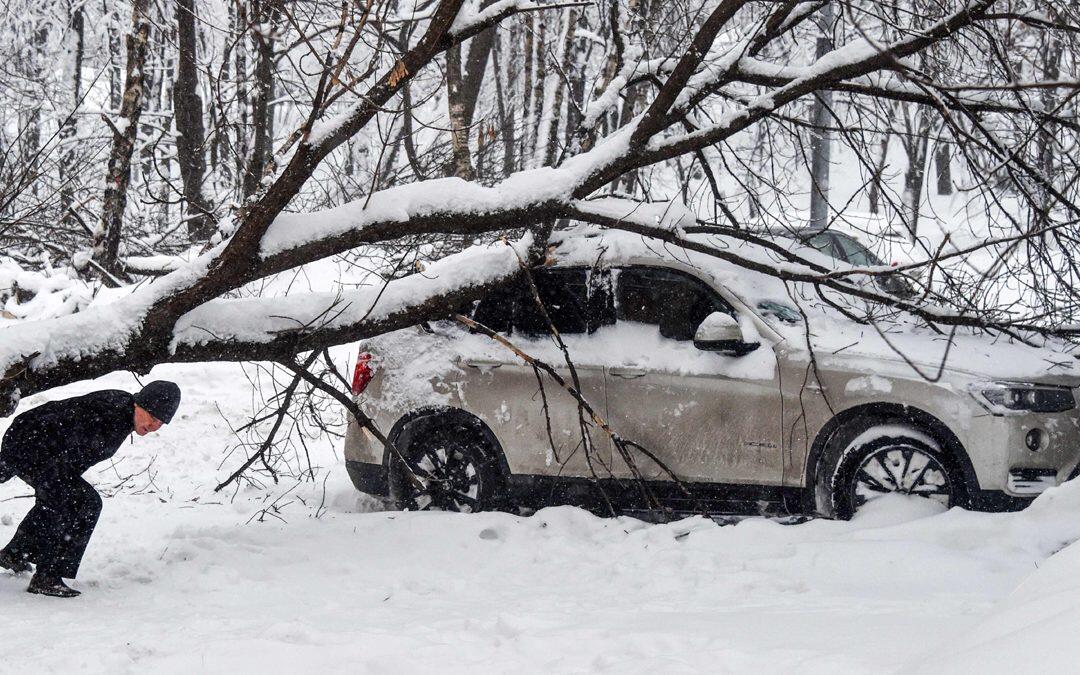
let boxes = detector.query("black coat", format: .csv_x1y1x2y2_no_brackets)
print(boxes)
0,390,135,478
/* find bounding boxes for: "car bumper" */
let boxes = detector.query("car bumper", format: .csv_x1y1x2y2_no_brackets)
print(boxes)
963,408,1080,498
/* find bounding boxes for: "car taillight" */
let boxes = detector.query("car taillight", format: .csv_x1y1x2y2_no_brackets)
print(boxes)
352,351,374,395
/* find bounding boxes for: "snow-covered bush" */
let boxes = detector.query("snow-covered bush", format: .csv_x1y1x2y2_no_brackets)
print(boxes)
0,257,93,322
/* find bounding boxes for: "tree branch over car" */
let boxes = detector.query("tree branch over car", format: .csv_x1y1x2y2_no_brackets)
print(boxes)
2,0,1079,422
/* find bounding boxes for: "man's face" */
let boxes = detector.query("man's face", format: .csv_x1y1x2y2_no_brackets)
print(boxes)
133,405,164,436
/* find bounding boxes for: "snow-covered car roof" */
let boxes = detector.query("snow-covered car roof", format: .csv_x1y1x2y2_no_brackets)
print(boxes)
544,225,1079,384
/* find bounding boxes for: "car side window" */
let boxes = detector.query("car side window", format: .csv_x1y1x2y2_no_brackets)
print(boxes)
472,268,613,336
471,281,517,334
514,269,590,335
614,267,734,341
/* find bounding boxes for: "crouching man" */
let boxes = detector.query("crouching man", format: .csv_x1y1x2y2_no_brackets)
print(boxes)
0,381,180,598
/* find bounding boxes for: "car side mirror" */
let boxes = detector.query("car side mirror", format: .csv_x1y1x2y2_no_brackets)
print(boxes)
693,312,760,356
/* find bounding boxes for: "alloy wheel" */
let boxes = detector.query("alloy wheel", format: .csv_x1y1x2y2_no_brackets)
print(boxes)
850,444,953,509
402,440,483,513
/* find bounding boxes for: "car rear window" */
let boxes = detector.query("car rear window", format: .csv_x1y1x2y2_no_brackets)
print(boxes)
471,268,613,336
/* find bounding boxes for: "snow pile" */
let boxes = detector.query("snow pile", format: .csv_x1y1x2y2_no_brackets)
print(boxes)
918,486,1080,673
0,243,225,379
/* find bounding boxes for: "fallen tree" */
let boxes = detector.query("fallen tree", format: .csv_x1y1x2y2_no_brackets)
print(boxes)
2,0,1080,417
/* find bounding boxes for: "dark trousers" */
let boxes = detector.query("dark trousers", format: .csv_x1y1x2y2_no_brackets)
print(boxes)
3,466,102,579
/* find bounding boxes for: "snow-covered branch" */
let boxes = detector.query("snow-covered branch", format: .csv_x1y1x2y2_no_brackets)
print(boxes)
728,58,1080,132
623,0,997,169
172,236,532,362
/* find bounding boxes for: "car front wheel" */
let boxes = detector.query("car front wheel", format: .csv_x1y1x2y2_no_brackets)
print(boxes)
823,429,961,519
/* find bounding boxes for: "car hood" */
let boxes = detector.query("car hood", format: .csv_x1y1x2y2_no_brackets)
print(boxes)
783,319,1080,387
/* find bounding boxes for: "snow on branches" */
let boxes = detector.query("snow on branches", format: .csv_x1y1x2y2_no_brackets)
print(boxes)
2,0,1079,414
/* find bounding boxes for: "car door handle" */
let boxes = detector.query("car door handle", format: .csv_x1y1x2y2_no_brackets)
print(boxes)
610,368,647,379
465,360,503,370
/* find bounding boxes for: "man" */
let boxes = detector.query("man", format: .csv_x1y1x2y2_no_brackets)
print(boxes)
0,380,180,598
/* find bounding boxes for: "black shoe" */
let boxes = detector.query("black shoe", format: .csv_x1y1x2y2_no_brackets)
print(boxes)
0,549,32,574
27,573,80,598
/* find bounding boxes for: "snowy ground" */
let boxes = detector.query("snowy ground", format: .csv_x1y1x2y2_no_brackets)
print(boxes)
3,361,1080,674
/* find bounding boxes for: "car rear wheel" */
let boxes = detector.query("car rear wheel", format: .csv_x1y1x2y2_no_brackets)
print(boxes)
392,423,501,513
823,429,961,519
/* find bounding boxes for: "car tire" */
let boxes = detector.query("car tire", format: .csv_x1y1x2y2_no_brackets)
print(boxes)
817,425,962,520
389,420,503,513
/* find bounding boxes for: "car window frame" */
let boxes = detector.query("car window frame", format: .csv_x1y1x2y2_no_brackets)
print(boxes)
471,260,784,347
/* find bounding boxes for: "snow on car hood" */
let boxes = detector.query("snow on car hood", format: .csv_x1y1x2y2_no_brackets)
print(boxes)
803,318,1080,385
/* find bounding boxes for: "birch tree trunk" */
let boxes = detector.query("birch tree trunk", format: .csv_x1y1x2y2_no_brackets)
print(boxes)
59,1,85,227
107,7,123,110
492,34,516,177
1037,5,1063,222
446,7,496,180
529,18,546,167
808,3,836,229
542,10,576,166
94,0,151,281
446,43,475,179
233,1,249,195
19,24,48,198
562,10,589,160
900,102,931,241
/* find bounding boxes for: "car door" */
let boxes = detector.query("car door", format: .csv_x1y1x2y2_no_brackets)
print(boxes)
459,268,614,478
601,266,784,485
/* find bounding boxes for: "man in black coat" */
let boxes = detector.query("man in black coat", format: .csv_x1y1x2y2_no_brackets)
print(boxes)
0,380,181,598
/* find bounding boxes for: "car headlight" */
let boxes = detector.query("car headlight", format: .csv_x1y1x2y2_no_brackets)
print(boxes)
972,382,1076,415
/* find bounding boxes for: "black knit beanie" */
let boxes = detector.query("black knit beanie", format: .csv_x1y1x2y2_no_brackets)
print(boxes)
134,380,182,424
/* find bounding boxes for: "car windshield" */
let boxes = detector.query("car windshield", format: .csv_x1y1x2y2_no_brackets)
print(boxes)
832,233,885,267
794,230,885,267
803,233,837,256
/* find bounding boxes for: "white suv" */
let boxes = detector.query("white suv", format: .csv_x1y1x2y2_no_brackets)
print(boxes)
342,228,1080,518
